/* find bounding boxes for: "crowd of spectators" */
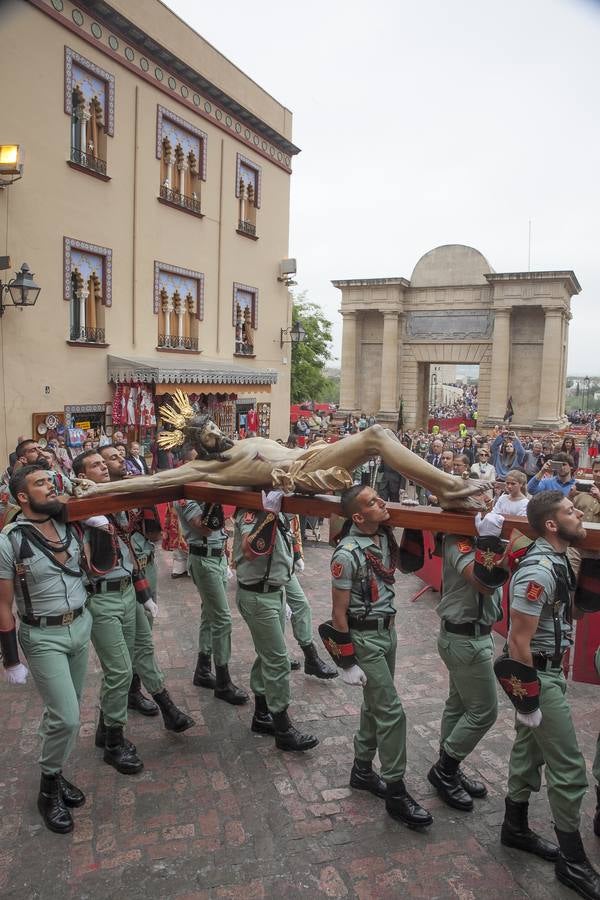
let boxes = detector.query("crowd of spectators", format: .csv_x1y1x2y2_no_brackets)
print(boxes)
428,383,478,420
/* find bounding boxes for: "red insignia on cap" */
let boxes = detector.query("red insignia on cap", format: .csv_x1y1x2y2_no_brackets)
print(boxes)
331,561,344,579
457,540,472,554
526,581,544,602
244,512,255,524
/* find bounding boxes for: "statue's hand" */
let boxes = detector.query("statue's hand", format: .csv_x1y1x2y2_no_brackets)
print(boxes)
72,477,96,498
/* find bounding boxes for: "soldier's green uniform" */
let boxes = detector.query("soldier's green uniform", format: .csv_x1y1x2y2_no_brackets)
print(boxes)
128,526,165,696
436,535,502,761
330,524,405,781
233,509,293,713
507,538,587,832
0,517,92,774
285,572,313,647
179,501,231,666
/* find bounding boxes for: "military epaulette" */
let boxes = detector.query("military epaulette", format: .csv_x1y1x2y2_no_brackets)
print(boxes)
456,538,474,554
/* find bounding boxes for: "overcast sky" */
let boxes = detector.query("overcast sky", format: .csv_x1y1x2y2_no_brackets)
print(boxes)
164,0,600,375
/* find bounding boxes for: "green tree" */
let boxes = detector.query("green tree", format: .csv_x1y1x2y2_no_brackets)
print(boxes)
289,292,334,403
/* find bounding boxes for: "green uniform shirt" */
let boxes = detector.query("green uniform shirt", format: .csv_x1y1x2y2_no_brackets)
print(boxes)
437,535,503,627
233,510,293,586
330,523,396,617
509,537,573,655
84,512,134,584
177,501,227,550
0,517,87,616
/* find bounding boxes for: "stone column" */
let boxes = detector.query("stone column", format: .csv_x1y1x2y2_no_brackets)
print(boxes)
379,312,399,414
487,308,511,420
536,307,564,425
339,311,358,412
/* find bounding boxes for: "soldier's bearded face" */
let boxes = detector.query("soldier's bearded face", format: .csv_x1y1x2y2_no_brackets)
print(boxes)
554,499,586,545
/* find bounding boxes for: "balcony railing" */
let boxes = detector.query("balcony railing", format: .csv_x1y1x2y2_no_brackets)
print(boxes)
234,341,254,356
70,146,107,176
158,334,199,351
237,219,256,236
69,326,106,343
159,184,202,215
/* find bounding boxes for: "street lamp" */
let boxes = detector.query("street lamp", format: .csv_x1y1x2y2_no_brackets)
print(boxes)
584,376,590,411
280,320,307,348
0,263,42,317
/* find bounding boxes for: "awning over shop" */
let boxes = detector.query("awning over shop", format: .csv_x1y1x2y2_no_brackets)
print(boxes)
107,355,278,390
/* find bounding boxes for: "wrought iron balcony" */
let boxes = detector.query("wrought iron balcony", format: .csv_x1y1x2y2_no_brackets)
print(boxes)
70,146,107,176
69,326,106,343
234,341,254,356
159,184,202,215
237,219,257,236
158,334,199,351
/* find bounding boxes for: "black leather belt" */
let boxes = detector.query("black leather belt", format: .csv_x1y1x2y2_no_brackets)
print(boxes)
443,620,492,636
348,614,395,631
190,546,224,558
238,581,283,593
532,653,564,671
20,606,86,627
91,576,132,594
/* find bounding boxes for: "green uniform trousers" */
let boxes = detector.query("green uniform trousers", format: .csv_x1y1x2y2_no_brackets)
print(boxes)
284,573,313,647
237,585,290,713
437,630,498,761
88,584,136,728
18,609,92,774
508,668,588,832
132,602,165,695
352,626,406,782
189,554,231,666
146,558,158,599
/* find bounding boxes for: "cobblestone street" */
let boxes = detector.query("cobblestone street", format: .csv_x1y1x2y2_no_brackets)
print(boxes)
1,528,599,900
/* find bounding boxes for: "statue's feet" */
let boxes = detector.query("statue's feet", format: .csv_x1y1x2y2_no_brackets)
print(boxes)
437,477,492,512
72,477,98,498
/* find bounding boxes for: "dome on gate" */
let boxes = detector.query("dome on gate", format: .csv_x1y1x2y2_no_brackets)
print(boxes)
410,244,494,287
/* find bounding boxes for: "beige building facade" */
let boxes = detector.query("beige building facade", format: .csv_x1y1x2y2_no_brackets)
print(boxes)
334,245,580,431
0,0,298,460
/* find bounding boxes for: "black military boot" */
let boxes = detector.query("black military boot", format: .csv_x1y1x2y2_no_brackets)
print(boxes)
594,785,600,838
289,658,301,671
103,725,144,775
58,774,85,808
555,828,600,898
251,694,275,735
500,797,559,861
427,749,473,811
152,689,195,733
128,673,159,716
214,664,249,705
349,758,387,798
272,708,319,752
457,767,487,798
95,711,137,752
38,773,74,833
301,642,338,679
193,652,216,689
385,779,433,828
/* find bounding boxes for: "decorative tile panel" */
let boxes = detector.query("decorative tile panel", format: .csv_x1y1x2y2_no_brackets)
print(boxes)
154,262,204,320
64,237,112,305
235,154,262,208
156,106,207,180
65,46,115,135
233,282,258,328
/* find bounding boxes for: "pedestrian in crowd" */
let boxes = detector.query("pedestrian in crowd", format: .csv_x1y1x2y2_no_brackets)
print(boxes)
522,440,545,478
323,485,433,828
528,452,576,497
0,465,92,833
499,491,600,898
428,508,506,812
426,438,444,469
490,430,526,480
128,442,149,475
463,434,477,465
452,454,471,477
470,446,496,482
560,436,580,470
493,470,529,517
233,494,319,752
178,499,248,705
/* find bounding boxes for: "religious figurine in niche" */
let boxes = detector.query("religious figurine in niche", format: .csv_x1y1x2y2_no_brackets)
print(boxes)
242,308,254,351
73,392,489,511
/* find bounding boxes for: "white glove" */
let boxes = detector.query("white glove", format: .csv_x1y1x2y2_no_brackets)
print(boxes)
226,565,235,580
285,602,293,621
4,662,29,685
516,708,542,728
475,511,504,538
82,515,110,529
143,598,159,619
341,664,367,686
261,489,284,513
295,557,305,573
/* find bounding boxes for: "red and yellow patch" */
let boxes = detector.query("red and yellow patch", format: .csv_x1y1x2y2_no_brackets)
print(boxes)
243,512,256,524
457,540,473,554
526,581,544,602
331,561,344,579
